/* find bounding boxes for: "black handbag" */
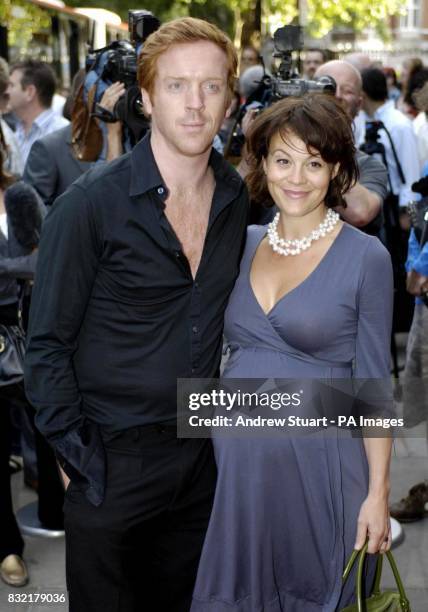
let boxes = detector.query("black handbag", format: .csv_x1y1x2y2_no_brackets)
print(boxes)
0,323,25,387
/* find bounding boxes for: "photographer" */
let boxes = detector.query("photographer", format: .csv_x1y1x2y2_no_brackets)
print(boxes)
316,60,387,232
23,73,125,207
360,68,419,208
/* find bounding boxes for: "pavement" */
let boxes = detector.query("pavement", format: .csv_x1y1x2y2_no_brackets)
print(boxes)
1,336,427,611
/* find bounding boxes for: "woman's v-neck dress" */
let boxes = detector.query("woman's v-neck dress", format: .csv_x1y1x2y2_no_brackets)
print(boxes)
191,223,393,612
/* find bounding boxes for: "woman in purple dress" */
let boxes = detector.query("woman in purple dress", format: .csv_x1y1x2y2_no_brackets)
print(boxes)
191,94,394,611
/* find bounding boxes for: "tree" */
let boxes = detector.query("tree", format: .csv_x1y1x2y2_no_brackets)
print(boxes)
305,0,404,38
0,0,50,51
63,0,404,47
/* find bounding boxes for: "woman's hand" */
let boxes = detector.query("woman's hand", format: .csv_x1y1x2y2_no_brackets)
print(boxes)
99,81,125,116
354,493,391,554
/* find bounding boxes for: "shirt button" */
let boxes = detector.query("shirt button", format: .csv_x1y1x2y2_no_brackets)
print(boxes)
192,326,199,333
175,251,181,258
194,282,199,289
191,368,196,374
157,187,164,195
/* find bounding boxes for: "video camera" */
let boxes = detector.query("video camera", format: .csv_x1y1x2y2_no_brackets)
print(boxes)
267,26,335,101
225,25,335,158
85,10,160,145
360,120,386,158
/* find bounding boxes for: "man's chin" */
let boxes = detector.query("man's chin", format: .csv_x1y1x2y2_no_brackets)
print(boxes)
177,137,215,158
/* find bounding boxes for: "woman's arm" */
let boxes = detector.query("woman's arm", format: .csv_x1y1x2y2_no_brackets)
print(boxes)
353,238,394,554
356,437,392,554
0,251,37,279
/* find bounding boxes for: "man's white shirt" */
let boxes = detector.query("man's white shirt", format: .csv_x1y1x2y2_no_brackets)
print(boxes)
16,107,69,168
360,100,420,206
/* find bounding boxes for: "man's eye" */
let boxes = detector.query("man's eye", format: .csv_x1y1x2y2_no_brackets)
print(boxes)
204,82,220,92
168,82,182,91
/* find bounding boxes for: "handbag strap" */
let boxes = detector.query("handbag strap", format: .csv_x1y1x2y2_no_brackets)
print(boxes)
342,542,411,612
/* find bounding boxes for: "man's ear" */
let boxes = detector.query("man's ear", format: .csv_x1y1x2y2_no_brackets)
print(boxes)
141,88,153,116
25,84,37,103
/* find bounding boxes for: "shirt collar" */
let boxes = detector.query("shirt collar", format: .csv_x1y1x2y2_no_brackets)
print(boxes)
16,108,56,138
129,133,167,197
129,131,242,200
33,108,56,130
372,99,394,120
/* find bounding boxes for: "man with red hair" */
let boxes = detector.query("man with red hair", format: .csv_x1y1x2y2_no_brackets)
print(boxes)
25,17,248,612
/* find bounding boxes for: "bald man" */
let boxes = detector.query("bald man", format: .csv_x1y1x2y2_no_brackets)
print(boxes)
344,52,372,72
315,60,387,231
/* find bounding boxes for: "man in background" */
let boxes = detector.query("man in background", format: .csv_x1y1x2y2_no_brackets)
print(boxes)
6,60,68,167
315,60,387,232
360,67,419,208
302,48,326,80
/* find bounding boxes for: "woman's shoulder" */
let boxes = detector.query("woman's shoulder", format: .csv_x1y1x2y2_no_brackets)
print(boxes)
340,223,390,261
247,223,268,235
340,224,392,291
246,223,268,244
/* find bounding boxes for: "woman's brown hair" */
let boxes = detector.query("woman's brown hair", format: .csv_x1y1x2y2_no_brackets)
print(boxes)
0,57,15,190
245,93,358,210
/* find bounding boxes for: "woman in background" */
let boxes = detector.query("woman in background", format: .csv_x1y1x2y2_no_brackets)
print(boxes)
0,153,43,587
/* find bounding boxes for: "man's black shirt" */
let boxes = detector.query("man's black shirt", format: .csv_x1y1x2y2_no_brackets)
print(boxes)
24,134,249,504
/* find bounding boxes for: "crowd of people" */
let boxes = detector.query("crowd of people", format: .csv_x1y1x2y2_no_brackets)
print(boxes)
0,16,426,612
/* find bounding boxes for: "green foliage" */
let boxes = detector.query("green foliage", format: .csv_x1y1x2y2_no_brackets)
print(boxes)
0,0,51,49
305,0,404,39
55,0,406,44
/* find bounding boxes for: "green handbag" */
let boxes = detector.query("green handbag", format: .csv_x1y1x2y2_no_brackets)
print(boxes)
340,542,411,612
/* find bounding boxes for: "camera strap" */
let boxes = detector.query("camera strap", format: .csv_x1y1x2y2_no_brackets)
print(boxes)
381,124,406,185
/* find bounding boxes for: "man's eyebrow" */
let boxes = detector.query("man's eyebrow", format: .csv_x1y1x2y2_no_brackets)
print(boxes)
163,76,225,81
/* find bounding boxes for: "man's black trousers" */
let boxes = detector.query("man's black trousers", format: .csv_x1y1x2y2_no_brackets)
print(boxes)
0,384,24,562
64,424,216,612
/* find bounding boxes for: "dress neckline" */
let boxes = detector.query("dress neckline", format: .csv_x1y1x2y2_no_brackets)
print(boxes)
249,222,348,318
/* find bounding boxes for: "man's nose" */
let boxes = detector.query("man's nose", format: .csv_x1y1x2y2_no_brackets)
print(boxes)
335,85,343,100
186,85,204,110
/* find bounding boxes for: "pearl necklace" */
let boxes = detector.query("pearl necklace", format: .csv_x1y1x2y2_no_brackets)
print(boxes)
267,208,340,256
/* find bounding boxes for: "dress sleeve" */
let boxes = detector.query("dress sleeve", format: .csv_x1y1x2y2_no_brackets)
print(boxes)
354,238,394,379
